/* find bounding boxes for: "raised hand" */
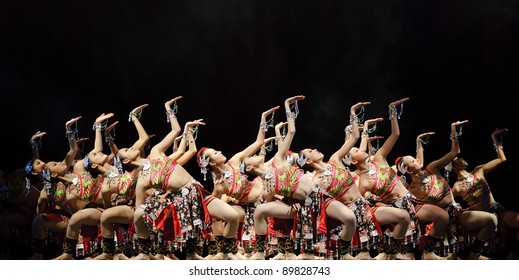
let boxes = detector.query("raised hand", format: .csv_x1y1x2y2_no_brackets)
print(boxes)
106,121,119,134
95,113,114,123
66,116,82,129
31,131,47,141
389,97,410,107
165,96,183,110
351,101,370,114
417,132,435,141
285,95,305,105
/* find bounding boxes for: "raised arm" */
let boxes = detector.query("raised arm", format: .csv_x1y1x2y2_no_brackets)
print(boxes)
274,121,287,147
92,113,114,153
104,121,119,163
415,132,435,165
330,101,369,164
374,97,409,161
30,131,46,161
150,96,183,157
128,104,151,152
169,136,186,162
367,135,384,156
76,137,89,160
229,106,279,164
275,95,305,163
172,135,182,155
428,120,468,173
260,136,277,166
171,119,205,165
62,116,81,168
359,117,384,153
477,128,508,174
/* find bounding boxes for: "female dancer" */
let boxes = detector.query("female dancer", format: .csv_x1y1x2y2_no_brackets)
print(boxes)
129,97,228,260
451,128,518,258
395,121,498,259
349,98,447,260
296,101,382,260
93,104,150,260
53,113,117,259
28,117,81,259
242,95,358,260
196,105,279,260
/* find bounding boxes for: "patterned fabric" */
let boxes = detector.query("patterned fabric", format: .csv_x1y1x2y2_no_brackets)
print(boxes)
239,202,258,247
255,234,267,252
149,157,178,192
141,190,178,237
171,180,211,239
424,235,441,253
417,169,451,204
461,173,492,208
137,237,151,255
114,224,133,254
102,236,115,255
293,188,326,253
207,239,218,255
369,162,400,201
345,196,381,252
47,181,71,215
387,193,421,247
443,202,465,254
263,163,303,198
111,169,139,206
141,179,211,244
337,238,351,255
63,237,77,255
225,162,253,202
71,171,103,203
324,163,358,199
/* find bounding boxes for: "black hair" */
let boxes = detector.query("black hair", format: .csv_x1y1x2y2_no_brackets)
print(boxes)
239,160,259,181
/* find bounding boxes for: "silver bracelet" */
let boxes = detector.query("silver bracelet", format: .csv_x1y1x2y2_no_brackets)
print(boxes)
416,139,423,150
449,133,459,141
349,114,357,125
92,122,104,131
66,131,76,141
166,109,176,123
30,140,39,150
286,111,296,120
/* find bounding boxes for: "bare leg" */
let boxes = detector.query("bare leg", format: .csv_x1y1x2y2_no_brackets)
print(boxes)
133,207,150,260
206,199,241,260
53,208,102,260
326,201,356,260
415,204,448,260
373,207,411,260
250,201,295,260
461,210,497,260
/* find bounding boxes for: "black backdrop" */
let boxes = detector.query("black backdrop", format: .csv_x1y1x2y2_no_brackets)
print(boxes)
1,1,516,209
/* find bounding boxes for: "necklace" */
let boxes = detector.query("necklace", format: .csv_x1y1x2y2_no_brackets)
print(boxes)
358,163,376,182
418,172,429,184
262,167,273,180
416,171,431,193
213,166,233,185
314,164,333,187
261,166,274,194
461,173,474,190
138,160,151,177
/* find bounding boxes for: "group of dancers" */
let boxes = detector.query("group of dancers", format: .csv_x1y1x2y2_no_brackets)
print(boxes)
0,95,515,260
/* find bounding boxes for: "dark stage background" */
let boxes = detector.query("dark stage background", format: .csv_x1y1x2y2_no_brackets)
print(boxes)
1,1,516,209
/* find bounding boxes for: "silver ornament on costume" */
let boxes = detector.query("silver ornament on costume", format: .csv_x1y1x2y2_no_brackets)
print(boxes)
305,197,312,206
